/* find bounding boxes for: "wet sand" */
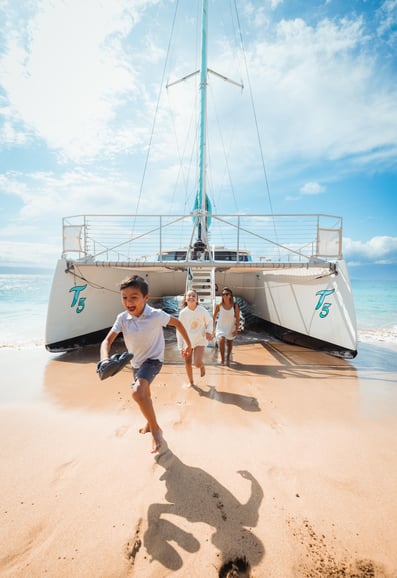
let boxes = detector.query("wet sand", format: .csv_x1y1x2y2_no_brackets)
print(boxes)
1,336,397,577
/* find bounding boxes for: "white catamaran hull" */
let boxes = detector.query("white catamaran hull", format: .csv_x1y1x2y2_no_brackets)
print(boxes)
46,254,357,357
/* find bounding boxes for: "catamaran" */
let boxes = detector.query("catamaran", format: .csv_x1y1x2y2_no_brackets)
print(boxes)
45,0,357,358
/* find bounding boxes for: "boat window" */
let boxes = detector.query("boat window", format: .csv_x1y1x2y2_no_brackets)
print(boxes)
159,251,187,261
214,251,250,261
158,250,251,261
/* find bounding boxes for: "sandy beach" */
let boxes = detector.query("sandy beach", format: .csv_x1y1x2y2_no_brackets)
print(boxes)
1,335,397,577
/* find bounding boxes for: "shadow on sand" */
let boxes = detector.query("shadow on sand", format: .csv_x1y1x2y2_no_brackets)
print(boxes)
190,383,260,412
144,444,265,572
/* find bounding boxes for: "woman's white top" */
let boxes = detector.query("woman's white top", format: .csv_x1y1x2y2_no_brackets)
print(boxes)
215,304,237,340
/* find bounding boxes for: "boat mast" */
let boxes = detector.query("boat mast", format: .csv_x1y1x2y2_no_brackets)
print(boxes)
197,0,208,248
190,0,241,257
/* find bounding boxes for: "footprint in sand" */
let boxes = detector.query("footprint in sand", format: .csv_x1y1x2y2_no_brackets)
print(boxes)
51,460,77,485
115,425,130,438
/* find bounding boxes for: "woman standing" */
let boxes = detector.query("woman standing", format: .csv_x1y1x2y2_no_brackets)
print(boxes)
178,289,213,386
213,287,240,366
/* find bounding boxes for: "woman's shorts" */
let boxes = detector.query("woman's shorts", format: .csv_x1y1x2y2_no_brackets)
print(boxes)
132,358,163,387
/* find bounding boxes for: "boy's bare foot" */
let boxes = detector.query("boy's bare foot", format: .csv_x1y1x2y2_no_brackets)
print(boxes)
139,423,151,434
200,365,205,377
151,429,163,453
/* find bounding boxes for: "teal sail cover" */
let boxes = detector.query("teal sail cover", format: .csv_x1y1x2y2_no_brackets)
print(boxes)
193,193,212,228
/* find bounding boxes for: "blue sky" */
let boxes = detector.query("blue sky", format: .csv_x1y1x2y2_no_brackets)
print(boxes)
0,0,396,276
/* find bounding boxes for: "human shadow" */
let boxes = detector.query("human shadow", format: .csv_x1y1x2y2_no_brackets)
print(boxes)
190,383,260,412
144,445,264,571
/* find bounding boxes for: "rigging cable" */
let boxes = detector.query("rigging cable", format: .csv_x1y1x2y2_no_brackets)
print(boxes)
129,0,180,255
233,0,280,257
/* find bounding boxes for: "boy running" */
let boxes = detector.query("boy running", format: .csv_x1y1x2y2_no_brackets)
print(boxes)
100,275,192,453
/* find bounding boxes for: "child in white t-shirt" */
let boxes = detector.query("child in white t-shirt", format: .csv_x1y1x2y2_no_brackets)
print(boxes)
100,275,192,454
177,289,213,386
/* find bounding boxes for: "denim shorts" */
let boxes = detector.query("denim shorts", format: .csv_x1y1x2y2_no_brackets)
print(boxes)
132,358,163,387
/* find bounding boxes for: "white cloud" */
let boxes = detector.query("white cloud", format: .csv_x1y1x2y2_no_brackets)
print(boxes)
0,0,159,161
300,181,325,195
0,240,60,268
236,15,397,169
377,0,397,37
344,236,397,264
0,170,128,222
0,165,184,228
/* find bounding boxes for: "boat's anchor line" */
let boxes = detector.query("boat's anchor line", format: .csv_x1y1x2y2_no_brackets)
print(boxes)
65,264,120,294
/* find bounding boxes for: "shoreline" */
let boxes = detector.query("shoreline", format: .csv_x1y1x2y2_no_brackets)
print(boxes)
1,338,397,577
2,325,397,353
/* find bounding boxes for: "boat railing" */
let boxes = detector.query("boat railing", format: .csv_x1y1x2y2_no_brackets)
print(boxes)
61,213,343,264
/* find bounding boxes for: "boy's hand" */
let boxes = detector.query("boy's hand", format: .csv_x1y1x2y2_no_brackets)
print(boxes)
205,332,213,341
182,345,192,358
96,352,133,380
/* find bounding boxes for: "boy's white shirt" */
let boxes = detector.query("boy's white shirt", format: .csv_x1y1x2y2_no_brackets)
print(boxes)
111,304,170,368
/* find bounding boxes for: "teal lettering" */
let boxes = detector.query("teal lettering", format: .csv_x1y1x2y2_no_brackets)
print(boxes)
69,284,87,313
315,289,335,318
76,297,86,314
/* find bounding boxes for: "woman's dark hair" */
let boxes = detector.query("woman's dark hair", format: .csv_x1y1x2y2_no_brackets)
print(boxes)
221,287,234,303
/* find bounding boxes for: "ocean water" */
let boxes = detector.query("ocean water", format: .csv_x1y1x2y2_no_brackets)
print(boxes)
0,273,396,349
352,279,397,344
0,273,53,348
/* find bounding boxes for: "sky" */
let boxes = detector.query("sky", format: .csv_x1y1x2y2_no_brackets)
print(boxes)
0,0,396,277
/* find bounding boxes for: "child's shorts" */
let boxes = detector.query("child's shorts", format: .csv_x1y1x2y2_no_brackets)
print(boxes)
132,358,163,387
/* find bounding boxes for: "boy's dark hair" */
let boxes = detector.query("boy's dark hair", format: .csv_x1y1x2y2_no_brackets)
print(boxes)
119,275,149,296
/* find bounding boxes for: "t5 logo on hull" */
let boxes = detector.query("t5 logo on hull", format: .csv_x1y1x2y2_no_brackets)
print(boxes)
69,284,87,313
315,289,335,318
